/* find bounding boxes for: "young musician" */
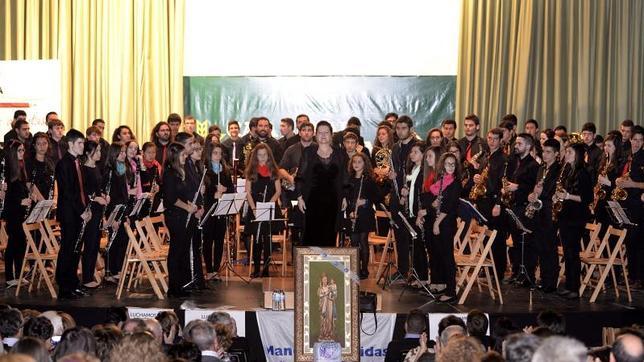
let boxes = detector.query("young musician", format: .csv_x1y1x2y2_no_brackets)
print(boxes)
388,116,417,277
344,152,382,279
80,141,110,288
399,141,428,285
505,134,539,286
125,140,143,217
555,142,593,299
151,121,172,169
529,139,562,293
593,133,625,230
245,144,282,278
472,128,509,282
186,140,206,289
202,142,235,280
140,142,162,217
163,143,201,297
458,114,486,197
27,133,55,210
296,121,348,247
420,153,461,302
3,142,31,287
104,143,130,280
55,129,92,299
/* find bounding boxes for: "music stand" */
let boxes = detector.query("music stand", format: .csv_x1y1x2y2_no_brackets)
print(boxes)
397,211,435,300
25,200,55,225
129,195,149,219
213,192,248,284
505,208,535,288
606,201,638,227
250,202,286,279
458,198,488,225
376,203,402,290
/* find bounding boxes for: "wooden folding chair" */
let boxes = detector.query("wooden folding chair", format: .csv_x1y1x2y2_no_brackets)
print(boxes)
455,228,502,305
0,222,8,254
579,226,630,303
373,209,398,282
146,215,170,245
132,219,168,291
557,222,602,287
16,222,58,298
455,219,481,256
116,223,167,300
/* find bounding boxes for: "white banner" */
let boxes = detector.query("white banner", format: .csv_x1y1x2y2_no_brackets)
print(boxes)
184,309,246,337
127,307,173,320
427,313,490,343
0,60,61,136
256,311,396,362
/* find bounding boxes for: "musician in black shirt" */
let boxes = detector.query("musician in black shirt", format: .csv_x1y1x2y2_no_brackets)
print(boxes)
581,122,603,186
458,114,486,196
55,129,92,299
104,144,130,280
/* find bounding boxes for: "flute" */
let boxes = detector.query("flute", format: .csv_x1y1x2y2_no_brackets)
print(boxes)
185,164,207,228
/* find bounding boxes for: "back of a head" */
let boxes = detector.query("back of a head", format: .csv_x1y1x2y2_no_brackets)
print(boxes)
188,320,217,352
108,332,167,362
94,326,123,362
532,336,587,362
121,318,146,334
440,325,466,348
466,310,488,339
612,333,644,362
438,315,466,339
0,354,35,362
52,327,97,361
0,308,23,338
57,352,99,362
40,311,64,337
167,341,201,362
437,335,484,362
11,337,50,362
143,318,163,343
503,333,542,362
537,310,566,335
405,309,427,335
23,317,54,343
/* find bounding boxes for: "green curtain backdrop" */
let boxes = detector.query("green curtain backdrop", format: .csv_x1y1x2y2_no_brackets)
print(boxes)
184,76,455,142
456,0,644,135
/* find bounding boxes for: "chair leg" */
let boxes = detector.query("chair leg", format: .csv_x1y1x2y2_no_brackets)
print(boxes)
590,263,612,303
491,263,503,304
580,264,596,297
458,264,483,305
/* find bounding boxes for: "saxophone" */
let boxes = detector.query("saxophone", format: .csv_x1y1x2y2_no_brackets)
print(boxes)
611,155,631,201
469,163,489,201
592,155,609,210
500,160,514,207
374,147,392,184
552,163,570,222
525,164,547,219
462,149,484,188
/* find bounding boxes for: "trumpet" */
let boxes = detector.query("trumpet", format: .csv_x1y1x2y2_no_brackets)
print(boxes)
552,163,570,222
525,164,548,219
281,167,297,191
611,155,631,201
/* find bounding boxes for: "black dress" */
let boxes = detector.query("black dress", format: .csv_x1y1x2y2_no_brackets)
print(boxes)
81,165,104,284
105,168,129,275
163,168,193,293
202,166,234,274
296,145,348,246
3,162,29,282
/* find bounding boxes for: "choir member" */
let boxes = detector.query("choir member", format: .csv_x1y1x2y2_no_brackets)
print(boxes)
458,114,486,197
245,143,281,278
55,129,92,299
27,133,55,207
296,121,348,247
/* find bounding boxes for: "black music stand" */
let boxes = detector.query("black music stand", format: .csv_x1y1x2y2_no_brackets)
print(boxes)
606,201,638,228
505,208,535,289
397,211,434,300
250,202,286,280
210,192,248,284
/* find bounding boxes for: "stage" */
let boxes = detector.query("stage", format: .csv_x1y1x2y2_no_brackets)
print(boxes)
2,270,643,359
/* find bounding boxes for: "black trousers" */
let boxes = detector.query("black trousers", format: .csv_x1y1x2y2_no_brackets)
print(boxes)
396,216,428,281
5,214,27,281
203,216,227,273
106,224,127,275
488,215,509,279
428,218,457,295
534,211,559,289
252,232,271,274
350,232,369,277
55,217,82,292
81,204,103,283
166,210,191,292
559,223,584,292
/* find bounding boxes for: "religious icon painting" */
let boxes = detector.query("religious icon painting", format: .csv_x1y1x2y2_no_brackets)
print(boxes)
294,247,359,361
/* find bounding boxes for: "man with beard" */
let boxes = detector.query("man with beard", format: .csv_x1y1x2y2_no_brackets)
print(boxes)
458,114,487,197
247,117,283,163
151,121,172,169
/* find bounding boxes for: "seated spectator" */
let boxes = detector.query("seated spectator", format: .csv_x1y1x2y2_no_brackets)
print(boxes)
39,312,64,342
93,326,122,362
52,327,97,361
58,352,99,362
0,354,35,362
57,313,76,332
437,315,466,342
480,350,504,362
11,337,50,362
532,336,587,362
436,335,484,362
385,309,428,362
143,319,163,345
121,319,146,335
502,333,542,362
167,341,201,362
188,320,222,362
466,310,492,350
403,332,434,362
207,312,248,360
213,325,233,359
104,308,128,329
435,325,466,356
492,317,518,353
108,332,167,362
536,310,566,335
22,317,54,352
610,332,643,362
156,312,181,346
0,308,24,352
20,310,41,324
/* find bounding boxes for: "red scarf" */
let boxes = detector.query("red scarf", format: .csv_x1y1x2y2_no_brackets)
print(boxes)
430,174,455,196
423,169,436,192
258,164,271,178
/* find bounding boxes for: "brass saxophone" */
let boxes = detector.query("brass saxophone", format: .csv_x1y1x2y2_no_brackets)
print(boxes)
525,164,547,219
611,155,631,201
592,155,609,210
469,163,489,201
462,149,484,187
281,167,298,191
500,160,514,207
552,163,570,222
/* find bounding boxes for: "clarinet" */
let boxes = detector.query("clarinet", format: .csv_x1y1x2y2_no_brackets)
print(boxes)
351,175,364,233
74,194,95,253
0,157,5,216
100,169,113,230
45,168,55,219
24,164,38,220
147,167,158,217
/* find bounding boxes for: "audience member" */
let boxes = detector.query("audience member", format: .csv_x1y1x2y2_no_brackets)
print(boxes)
22,317,54,351
466,309,492,350
532,336,588,362
166,342,201,362
385,309,428,362
0,308,24,351
93,326,122,362
502,333,542,362
187,321,221,362
10,337,50,362
52,327,96,361
156,312,181,346
536,310,566,335
610,332,644,362
108,332,167,362
436,335,484,362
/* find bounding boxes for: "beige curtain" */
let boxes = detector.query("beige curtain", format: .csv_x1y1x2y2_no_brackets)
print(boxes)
1,0,184,142
456,0,644,135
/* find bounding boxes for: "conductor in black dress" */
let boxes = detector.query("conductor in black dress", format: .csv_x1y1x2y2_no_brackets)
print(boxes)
296,121,348,246
55,129,92,299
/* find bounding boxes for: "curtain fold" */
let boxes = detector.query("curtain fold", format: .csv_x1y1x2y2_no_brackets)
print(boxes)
0,0,185,142
456,0,643,134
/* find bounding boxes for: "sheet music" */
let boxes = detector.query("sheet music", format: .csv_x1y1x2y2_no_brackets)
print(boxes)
236,178,246,193
254,202,275,221
25,200,55,224
607,201,637,226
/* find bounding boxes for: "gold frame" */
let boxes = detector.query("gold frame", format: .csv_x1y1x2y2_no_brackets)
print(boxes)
294,247,359,361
